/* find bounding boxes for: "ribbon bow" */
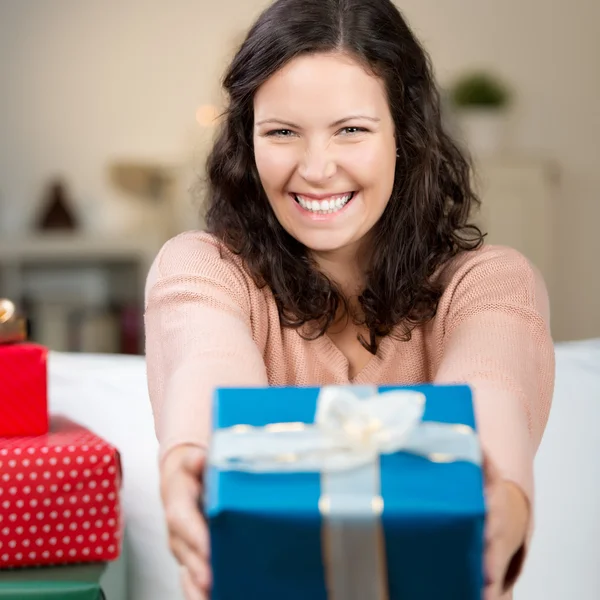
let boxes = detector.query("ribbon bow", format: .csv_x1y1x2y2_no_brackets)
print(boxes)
209,386,481,473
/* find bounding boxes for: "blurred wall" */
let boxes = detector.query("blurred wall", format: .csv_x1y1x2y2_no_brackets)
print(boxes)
0,0,268,236
401,0,600,343
0,0,598,342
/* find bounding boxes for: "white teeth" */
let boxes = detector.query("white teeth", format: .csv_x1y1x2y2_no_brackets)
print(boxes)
295,193,353,214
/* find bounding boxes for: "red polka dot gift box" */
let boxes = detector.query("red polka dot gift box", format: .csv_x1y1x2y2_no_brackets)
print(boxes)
0,416,123,569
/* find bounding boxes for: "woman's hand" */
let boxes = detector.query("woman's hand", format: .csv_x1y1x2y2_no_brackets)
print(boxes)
483,452,530,600
160,445,211,600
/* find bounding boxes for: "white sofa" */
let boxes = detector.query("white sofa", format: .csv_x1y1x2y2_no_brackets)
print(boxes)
47,339,600,600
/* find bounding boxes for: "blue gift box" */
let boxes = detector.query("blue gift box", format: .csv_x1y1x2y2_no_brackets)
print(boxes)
205,384,486,600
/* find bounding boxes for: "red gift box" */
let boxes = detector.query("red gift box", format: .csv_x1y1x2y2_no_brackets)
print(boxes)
0,416,123,569
0,342,48,437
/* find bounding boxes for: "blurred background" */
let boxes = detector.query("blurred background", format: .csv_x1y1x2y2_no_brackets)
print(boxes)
0,0,599,354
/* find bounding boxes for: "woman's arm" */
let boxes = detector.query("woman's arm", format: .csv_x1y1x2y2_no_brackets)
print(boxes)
434,246,555,593
144,231,269,465
144,232,272,596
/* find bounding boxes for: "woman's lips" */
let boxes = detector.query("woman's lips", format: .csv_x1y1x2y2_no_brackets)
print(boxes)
290,191,357,219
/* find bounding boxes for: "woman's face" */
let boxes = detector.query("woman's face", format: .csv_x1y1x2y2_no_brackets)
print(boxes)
253,52,397,255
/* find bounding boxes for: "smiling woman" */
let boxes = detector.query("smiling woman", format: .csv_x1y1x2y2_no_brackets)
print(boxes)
144,1,555,599
203,6,485,351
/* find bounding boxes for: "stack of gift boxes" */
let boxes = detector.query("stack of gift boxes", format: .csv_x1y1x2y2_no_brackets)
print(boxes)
0,300,123,572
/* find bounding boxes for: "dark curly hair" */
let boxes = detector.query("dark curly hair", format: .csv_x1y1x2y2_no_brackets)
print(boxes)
204,0,484,353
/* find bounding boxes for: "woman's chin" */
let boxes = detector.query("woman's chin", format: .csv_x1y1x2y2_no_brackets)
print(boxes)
294,230,359,254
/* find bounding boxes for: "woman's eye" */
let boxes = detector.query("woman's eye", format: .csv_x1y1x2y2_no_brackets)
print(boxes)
340,127,368,135
266,129,295,137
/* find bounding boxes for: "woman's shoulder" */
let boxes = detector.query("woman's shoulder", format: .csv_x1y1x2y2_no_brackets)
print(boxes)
150,230,249,278
435,244,549,315
145,230,264,308
440,243,538,277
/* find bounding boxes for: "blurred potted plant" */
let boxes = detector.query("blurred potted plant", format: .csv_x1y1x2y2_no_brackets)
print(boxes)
449,70,513,156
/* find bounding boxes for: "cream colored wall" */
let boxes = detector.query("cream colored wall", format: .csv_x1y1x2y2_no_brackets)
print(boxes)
0,0,270,236
399,0,600,342
0,0,598,341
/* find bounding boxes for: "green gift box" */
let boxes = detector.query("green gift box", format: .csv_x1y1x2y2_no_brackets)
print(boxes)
0,563,106,599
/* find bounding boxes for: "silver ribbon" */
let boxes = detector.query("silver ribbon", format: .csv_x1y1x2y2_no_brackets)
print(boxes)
209,385,482,600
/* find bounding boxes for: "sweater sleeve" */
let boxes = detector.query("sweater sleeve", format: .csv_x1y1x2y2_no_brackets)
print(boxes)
434,247,555,587
144,232,269,463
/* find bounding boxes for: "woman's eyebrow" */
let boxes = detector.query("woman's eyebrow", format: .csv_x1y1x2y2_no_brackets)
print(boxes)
255,118,301,128
330,115,380,126
255,115,381,128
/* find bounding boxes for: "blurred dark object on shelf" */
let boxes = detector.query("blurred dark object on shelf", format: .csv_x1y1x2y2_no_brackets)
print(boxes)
35,178,79,231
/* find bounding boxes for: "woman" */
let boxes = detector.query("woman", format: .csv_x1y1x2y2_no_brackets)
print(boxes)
144,0,555,598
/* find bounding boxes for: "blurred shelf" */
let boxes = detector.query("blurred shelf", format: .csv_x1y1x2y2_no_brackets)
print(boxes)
0,233,164,355
0,233,161,268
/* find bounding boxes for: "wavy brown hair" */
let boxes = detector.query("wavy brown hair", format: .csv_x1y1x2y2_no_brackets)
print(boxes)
204,0,484,353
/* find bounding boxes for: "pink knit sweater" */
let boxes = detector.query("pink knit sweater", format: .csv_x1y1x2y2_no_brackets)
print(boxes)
144,229,554,512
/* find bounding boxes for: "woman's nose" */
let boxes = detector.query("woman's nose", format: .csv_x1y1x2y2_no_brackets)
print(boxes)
297,144,337,184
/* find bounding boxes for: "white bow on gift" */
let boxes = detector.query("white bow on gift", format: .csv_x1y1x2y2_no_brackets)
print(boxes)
209,385,482,473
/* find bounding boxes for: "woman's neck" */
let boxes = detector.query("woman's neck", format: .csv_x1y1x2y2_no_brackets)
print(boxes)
311,240,379,353
311,240,369,299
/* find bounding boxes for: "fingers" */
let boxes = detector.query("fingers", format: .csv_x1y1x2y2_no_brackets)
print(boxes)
484,481,500,590
162,455,209,556
181,566,208,600
165,488,210,557
484,485,510,600
484,534,502,583
160,446,211,597
171,536,212,590
485,493,503,542
484,528,502,599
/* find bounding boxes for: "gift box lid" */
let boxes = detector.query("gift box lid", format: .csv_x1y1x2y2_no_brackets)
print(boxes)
0,417,122,486
206,384,483,517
